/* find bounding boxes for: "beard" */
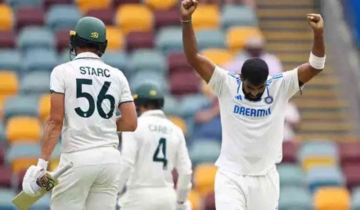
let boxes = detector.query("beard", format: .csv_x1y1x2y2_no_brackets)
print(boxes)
244,92,262,102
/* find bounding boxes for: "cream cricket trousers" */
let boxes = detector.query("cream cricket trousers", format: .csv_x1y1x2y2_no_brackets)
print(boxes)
51,147,121,210
215,167,280,210
118,187,177,210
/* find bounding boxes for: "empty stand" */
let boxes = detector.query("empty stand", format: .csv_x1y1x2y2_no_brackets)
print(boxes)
343,164,360,191
23,49,58,72
299,141,338,171
226,27,262,52
0,167,12,188
196,29,225,50
128,49,167,74
339,142,360,166
20,71,51,95
190,140,220,166
279,187,313,210
3,95,39,120
43,0,73,10
38,94,50,122
56,28,70,52
194,164,218,197
155,27,183,55
76,0,111,14
46,5,81,32
144,0,177,10
0,50,21,72
154,9,180,29
167,52,193,75
307,166,345,193
106,26,124,50
192,5,219,31
0,31,16,48
170,71,200,96
0,71,18,96
168,116,187,135
6,116,41,143
201,48,234,66
221,5,258,29
278,164,305,188
178,94,210,118
17,27,55,51
188,190,201,210
282,141,297,163
101,51,128,73
6,143,41,174
0,4,14,31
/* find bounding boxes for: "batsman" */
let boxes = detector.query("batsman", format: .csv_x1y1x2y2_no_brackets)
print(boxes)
21,17,137,210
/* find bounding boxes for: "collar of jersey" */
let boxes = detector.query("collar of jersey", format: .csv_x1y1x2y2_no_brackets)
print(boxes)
74,52,101,61
141,110,166,118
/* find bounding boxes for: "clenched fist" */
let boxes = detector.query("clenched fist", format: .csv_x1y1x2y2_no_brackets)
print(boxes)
307,13,324,35
181,0,198,20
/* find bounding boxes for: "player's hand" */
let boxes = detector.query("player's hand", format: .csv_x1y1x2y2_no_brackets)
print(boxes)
181,0,198,20
176,201,192,210
307,14,324,35
22,159,48,197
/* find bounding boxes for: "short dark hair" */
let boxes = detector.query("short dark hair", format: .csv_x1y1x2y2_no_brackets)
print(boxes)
241,58,269,85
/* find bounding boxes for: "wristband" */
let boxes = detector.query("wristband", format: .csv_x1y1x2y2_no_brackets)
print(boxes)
37,159,49,170
309,52,326,70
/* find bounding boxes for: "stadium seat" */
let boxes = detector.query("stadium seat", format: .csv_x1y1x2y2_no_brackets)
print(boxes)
56,29,70,52
168,116,187,135
170,71,200,96
6,117,41,143
5,0,41,9
299,141,338,171
282,141,297,163
278,164,305,188
221,5,258,29
190,140,220,166
3,95,39,120
23,49,58,73
314,187,350,210
167,52,193,75
0,96,6,120
144,0,177,10
49,158,60,171
17,27,55,52
343,164,360,190
196,29,226,50
226,27,262,52
188,190,200,210
106,26,124,51
85,9,115,25
38,94,50,122
154,9,180,29
0,50,21,72
155,27,183,55
76,0,111,14
193,117,222,141
201,48,234,66
192,4,219,31
0,189,16,210
128,49,167,75
101,51,128,73
115,4,154,35
279,187,312,210
6,143,41,174
126,31,154,52
178,94,210,118
0,71,18,96
0,166,12,188
163,95,181,116
129,71,168,93
306,166,345,193
29,194,51,210
113,0,140,7
0,31,16,48
20,71,51,95
0,4,14,31
352,187,360,210
339,142,360,166
58,49,71,64
15,7,44,31
46,5,81,32
0,140,4,163
204,192,215,210
194,164,218,197
43,0,73,10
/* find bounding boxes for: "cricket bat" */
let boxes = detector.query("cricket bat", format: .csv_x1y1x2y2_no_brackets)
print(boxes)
12,162,73,210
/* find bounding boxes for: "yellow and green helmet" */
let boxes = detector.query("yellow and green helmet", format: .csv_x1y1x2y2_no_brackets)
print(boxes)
133,83,165,108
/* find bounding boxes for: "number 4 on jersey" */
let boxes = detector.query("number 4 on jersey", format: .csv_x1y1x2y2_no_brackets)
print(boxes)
153,138,168,170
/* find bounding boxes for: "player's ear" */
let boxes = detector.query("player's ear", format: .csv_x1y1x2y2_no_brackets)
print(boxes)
240,74,245,82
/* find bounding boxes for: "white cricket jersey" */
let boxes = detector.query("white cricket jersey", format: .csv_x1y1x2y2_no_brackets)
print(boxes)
209,66,301,175
50,52,133,153
121,110,192,189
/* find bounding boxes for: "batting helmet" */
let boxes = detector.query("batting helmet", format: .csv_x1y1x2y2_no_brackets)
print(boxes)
70,17,108,57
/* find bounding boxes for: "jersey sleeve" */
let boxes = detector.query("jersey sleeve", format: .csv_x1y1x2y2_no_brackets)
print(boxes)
208,66,228,97
118,72,133,105
282,68,301,99
50,66,65,94
175,129,192,175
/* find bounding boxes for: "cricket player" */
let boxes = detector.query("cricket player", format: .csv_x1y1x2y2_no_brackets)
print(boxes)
180,0,326,209
117,83,192,210
21,17,137,210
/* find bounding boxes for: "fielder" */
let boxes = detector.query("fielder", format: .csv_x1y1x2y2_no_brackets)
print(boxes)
180,0,326,209
21,17,137,210
117,83,192,210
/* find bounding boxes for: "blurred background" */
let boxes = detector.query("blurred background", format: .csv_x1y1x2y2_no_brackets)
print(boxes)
0,0,360,209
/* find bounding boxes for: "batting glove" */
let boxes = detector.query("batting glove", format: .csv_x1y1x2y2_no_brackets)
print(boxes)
22,159,48,197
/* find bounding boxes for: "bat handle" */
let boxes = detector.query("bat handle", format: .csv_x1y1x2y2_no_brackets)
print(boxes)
50,162,73,180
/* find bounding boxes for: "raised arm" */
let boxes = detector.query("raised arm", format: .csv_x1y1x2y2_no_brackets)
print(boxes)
181,0,215,83
298,14,326,85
